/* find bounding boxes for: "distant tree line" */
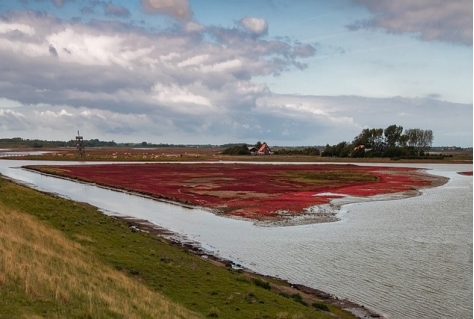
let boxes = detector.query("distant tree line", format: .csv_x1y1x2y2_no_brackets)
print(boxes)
273,147,320,156
0,138,218,149
0,138,118,148
221,144,251,155
322,125,435,159
0,125,441,160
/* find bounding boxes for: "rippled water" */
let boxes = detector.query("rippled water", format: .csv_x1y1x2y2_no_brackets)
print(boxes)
0,160,471,319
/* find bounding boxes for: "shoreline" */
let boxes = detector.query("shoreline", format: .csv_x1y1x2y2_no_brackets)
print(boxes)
120,216,385,319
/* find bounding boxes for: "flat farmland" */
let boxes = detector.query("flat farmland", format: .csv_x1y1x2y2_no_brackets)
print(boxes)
28,163,443,222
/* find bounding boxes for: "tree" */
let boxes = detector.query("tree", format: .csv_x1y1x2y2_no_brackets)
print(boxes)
384,124,403,147
352,128,383,150
399,134,409,148
322,144,334,157
222,144,251,155
405,129,417,148
339,144,353,158
405,128,433,154
352,128,371,147
420,129,434,150
334,141,348,157
328,124,434,158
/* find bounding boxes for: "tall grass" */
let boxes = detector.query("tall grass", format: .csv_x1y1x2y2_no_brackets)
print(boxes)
0,203,200,319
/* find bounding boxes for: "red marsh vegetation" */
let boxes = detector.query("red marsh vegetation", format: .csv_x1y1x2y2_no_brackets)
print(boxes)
30,163,442,220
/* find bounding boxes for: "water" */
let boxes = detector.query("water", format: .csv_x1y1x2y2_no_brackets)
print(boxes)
0,160,471,319
0,150,52,157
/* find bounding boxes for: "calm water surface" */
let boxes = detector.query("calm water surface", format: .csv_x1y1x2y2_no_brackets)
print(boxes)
0,160,471,319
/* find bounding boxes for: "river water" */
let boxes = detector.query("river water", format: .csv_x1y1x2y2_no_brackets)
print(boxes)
0,160,471,319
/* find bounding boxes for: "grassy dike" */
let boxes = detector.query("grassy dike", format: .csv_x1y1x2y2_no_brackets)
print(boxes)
0,176,357,319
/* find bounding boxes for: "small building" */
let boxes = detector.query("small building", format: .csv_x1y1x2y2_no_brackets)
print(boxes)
248,146,258,155
257,142,272,155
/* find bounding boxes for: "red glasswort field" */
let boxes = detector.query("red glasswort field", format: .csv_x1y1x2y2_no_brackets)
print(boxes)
34,163,438,220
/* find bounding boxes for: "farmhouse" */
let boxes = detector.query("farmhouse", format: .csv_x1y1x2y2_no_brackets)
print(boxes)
257,142,273,155
248,146,258,155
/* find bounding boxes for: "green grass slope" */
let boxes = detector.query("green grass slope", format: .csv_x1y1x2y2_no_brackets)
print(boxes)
0,175,356,319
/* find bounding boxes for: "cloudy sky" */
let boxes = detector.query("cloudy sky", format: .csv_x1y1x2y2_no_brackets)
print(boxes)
0,0,472,146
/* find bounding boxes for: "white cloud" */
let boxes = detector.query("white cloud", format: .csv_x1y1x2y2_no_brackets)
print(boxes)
0,22,35,36
351,0,473,45
0,38,45,58
0,109,29,131
239,17,268,35
200,59,242,73
152,83,212,109
0,11,312,114
46,29,127,66
255,95,472,145
0,93,471,146
0,98,23,108
0,109,25,119
255,95,359,129
177,54,209,67
141,0,193,20
183,21,205,33
36,109,63,118
232,81,268,95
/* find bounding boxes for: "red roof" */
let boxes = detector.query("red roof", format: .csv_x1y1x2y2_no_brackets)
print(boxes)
258,143,271,153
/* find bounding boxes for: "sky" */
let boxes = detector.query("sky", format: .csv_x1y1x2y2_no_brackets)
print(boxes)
0,0,472,147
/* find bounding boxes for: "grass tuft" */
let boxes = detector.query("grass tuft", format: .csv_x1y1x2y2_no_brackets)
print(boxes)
253,278,271,290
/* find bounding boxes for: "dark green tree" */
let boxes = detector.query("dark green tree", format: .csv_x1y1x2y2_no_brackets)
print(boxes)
222,144,251,155
352,128,383,149
322,144,334,157
334,141,348,157
384,124,404,147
